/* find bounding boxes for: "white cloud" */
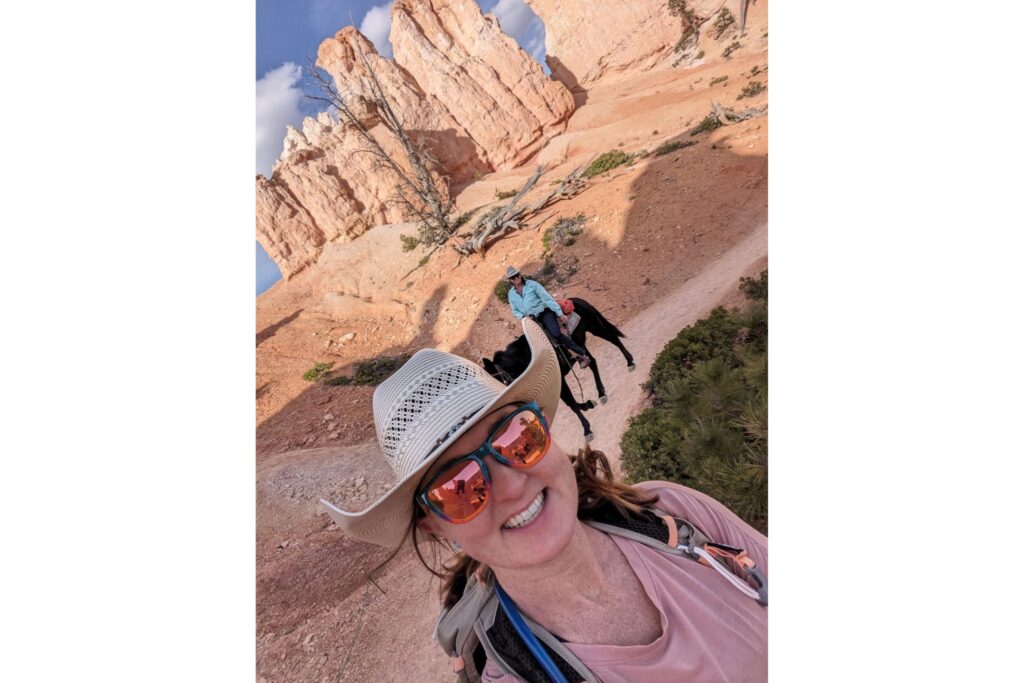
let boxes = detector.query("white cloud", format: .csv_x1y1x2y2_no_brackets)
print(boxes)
491,0,546,66
255,63,305,177
492,0,535,37
525,26,546,62
360,3,394,58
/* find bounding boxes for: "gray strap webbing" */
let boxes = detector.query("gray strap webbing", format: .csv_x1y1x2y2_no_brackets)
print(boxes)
471,579,600,683
583,508,711,558
436,510,722,682
519,612,599,683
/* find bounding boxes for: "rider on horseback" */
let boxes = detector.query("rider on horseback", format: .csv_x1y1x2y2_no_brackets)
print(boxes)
505,266,590,368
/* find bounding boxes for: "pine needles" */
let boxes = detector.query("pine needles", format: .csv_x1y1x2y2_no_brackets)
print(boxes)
621,271,769,532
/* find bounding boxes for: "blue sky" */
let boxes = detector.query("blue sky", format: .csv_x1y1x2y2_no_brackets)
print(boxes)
255,0,547,296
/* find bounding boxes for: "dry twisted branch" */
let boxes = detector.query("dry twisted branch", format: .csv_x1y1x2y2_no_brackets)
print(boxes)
454,163,590,256
710,100,767,125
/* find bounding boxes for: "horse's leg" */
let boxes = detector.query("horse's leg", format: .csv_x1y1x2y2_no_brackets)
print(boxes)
584,318,636,370
605,333,635,370
582,344,608,403
560,379,594,441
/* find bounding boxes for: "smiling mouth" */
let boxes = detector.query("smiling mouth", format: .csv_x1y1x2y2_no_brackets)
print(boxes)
502,490,546,530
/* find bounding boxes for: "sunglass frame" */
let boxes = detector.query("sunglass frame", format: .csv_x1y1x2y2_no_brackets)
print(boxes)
416,401,550,523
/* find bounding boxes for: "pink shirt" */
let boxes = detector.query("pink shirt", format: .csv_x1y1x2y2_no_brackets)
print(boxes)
483,481,768,682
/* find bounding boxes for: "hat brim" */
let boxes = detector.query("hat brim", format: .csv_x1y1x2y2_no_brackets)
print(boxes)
320,317,562,549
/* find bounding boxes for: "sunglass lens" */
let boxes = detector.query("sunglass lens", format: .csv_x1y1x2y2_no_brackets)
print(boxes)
492,410,549,467
427,458,488,522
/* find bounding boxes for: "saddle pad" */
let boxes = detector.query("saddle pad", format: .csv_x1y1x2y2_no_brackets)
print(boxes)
566,312,581,335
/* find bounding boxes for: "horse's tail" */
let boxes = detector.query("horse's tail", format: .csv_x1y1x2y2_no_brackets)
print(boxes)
569,298,626,339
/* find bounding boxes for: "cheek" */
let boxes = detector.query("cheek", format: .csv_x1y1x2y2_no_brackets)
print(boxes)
439,512,496,552
436,448,579,559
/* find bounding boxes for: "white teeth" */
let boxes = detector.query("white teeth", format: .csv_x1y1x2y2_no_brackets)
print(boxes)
502,491,545,529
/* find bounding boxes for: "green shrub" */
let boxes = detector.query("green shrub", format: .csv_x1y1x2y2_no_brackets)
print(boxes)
689,114,723,137
620,271,769,532
673,27,696,54
399,234,419,252
739,269,768,302
302,362,333,382
737,81,765,100
494,278,513,304
323,355,411,386
709,75,728,86
654,139,697,156
495,188,518,200
695,50,705,59
583,150,631,178
352,355,410,385
738,300,768,354
712,8,735,39
645,306,744,398
723,41,741,59
452,208,477,229
620,409,686,483
418,254,430,267
544,213,586,251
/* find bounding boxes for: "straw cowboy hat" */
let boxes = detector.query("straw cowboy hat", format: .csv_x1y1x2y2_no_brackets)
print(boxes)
320,318,561,549
506,266,521,279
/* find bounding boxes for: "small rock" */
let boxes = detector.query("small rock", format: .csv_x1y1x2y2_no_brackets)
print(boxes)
324,413,335,422
328,431,340,440
340,332,356,342
355,477,366,487
279,540,290,549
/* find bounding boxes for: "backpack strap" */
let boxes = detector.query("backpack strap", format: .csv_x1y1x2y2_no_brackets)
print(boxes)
436,573,599,683
434,507,767,681
583,506,767,606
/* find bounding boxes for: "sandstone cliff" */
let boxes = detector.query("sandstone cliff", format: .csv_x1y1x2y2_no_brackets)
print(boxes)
256,111,424,279
390,0,574,169
315,27,489,182
525,0,730,90
257,2,574,279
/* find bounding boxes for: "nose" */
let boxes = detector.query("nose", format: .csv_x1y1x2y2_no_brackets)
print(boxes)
488,457,531,505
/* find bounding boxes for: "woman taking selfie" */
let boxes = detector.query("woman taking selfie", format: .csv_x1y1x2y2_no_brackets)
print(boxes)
321,319,767,682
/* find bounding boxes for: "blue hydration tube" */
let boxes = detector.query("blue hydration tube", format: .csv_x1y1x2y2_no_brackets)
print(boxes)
493,582,569,683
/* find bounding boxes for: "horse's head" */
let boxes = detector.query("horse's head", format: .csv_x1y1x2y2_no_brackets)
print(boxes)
482,335,531,386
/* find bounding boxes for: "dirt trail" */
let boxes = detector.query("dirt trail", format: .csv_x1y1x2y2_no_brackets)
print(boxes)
255,224,767,683
549,222,768,469
256,5,770,676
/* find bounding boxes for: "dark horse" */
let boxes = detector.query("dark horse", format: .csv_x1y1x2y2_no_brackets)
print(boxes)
482,298,635,441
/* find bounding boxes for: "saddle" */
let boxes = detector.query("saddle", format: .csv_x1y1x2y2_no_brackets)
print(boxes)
563,312,581,335
556,300,581,335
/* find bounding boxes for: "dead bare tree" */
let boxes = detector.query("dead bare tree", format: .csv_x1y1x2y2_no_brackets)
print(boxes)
305,45,455,248
454,163,589,256
710,100,766,125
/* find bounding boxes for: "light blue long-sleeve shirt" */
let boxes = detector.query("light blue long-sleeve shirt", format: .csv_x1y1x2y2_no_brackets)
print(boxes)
508,279,563,320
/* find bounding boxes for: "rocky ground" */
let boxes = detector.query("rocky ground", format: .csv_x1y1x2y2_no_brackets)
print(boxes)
256,9,768,681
